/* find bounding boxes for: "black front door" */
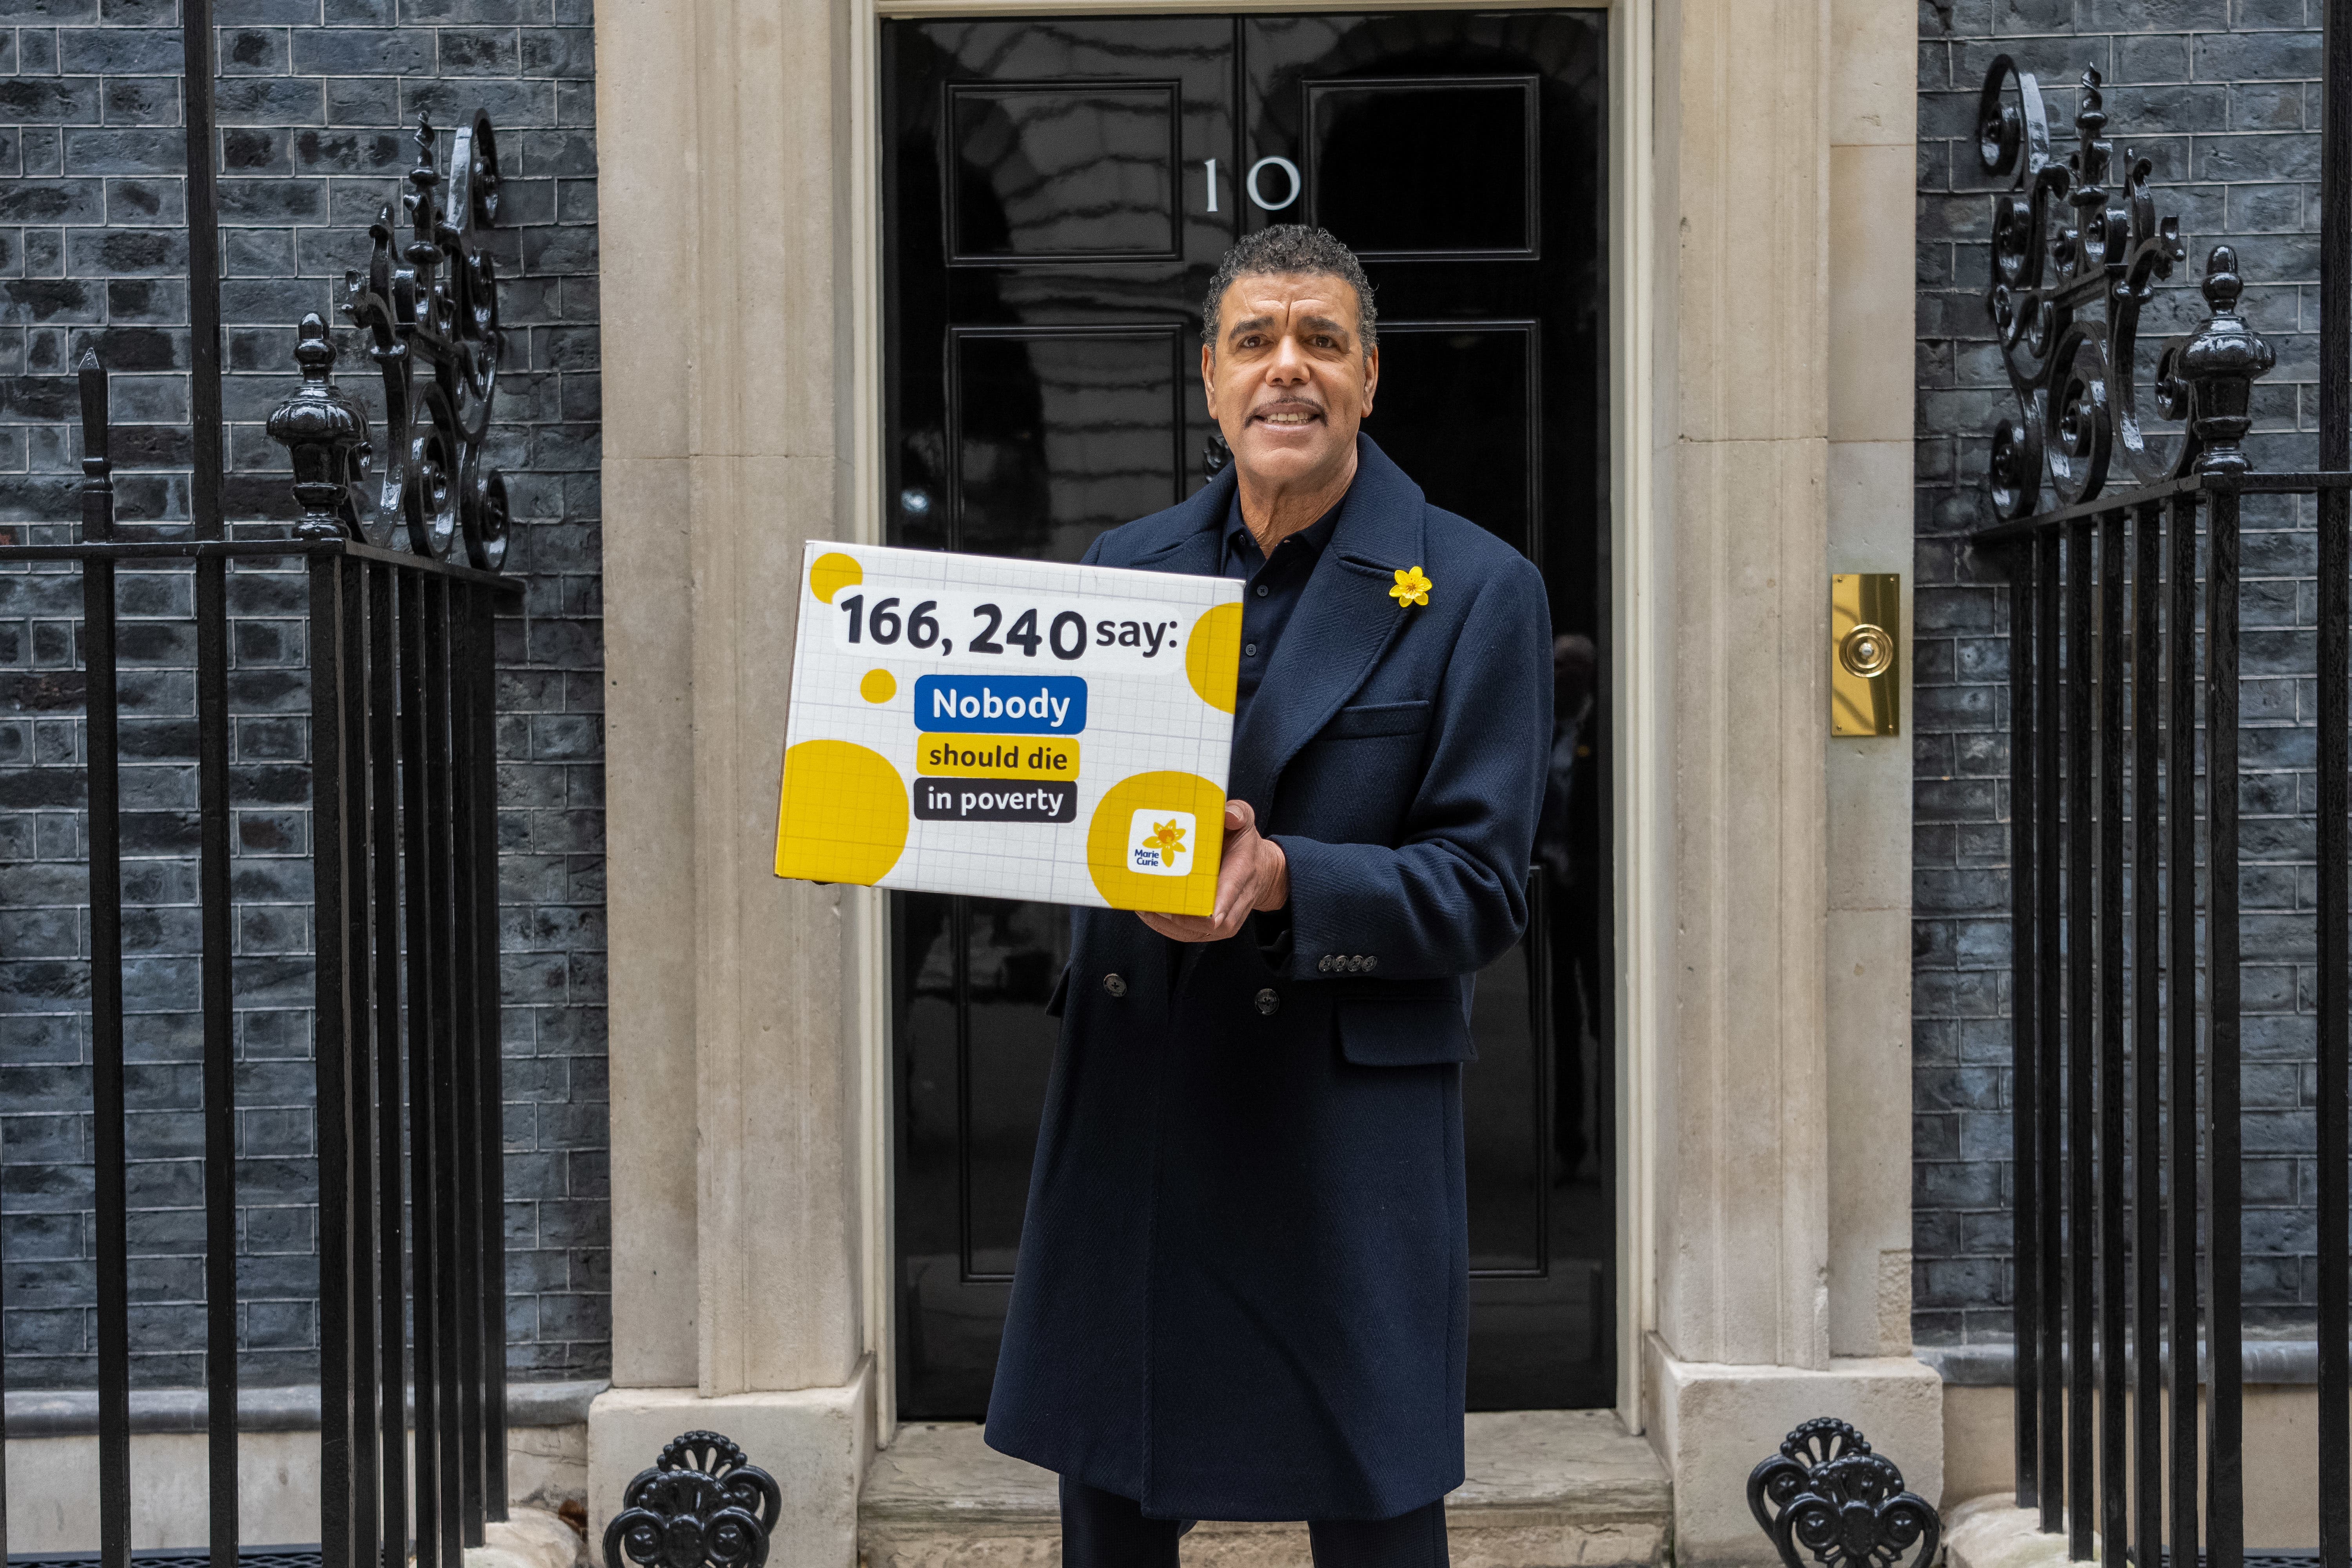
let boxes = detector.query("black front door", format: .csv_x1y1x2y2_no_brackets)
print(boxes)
882,9,1613,1421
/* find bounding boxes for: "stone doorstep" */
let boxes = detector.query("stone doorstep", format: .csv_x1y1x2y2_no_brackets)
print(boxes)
859,1411,1671,1568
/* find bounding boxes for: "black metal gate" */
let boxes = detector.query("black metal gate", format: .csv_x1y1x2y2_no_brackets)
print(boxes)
0,5,517,1561
1972,10,2352,1559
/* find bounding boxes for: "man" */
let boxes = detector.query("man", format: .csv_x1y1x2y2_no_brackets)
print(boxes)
985,226,1553,1568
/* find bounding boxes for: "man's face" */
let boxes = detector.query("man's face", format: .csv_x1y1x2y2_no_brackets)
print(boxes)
1201,272,1379,489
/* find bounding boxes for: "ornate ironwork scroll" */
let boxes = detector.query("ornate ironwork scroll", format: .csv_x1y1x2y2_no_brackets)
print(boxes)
1748,1418,1941,1568
268,110,510,569
1979,60,2276,517
603,1430,782,1568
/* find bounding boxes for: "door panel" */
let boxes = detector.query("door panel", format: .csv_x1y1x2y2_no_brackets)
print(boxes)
1365,323,1538,558
884,9,1613,1422
949,327,1190,560
947,84,1187,261
1305,78,1539,257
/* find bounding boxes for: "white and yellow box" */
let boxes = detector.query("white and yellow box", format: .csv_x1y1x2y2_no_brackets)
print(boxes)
774,541,1244,916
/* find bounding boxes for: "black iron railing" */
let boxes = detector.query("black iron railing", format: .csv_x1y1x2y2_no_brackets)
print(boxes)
0,3,517,1559
1971,26,2352,1568
6,400,515,1568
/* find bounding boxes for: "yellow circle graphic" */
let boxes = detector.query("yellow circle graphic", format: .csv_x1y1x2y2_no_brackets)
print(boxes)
1086,771,1227,916
860,668,897,703
773,739,909,886
809,551,863,605
1184,601,1243,714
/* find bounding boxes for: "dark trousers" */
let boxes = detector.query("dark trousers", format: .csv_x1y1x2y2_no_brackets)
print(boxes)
1059,1476,1450,1568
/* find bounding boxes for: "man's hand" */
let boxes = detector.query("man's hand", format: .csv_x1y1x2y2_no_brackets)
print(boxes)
1138,799,1288,943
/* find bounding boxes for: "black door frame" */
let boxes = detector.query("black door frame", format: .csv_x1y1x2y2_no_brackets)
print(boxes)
849,0,1657,1437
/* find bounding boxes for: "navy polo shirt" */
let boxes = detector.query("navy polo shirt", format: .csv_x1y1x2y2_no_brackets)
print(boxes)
1219,490,1345,724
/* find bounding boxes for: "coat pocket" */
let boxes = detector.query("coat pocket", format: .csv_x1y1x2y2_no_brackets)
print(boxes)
1336,996,1475,1067
1322,699,1432,740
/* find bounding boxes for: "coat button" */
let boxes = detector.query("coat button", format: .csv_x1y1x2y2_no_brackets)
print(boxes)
1103,973,1127,998
1362,955,1377,972
1317,955,1333,973
1255,987,1280,1016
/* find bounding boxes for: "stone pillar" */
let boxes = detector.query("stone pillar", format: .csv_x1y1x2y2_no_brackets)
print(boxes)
1654,0,1834,1388
1823,0,1921,1369
1642,0,1938,1559
590,0,873,1557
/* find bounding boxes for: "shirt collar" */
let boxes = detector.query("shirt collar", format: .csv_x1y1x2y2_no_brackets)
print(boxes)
1223,489,1347,567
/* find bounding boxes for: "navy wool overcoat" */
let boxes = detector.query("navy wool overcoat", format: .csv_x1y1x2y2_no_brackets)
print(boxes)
983,436,1553,1523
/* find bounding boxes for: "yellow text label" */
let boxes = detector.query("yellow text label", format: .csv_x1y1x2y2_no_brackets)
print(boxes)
917,734,1080,779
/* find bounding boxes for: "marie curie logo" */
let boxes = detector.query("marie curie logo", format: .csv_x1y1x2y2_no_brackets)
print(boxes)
1127,809,1196,877
915,675,1087,734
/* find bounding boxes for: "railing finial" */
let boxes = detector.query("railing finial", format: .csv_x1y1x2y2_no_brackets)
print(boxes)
266,312,373,542
2203,243,2245,310
78,348,113,544
2178,244,2276,477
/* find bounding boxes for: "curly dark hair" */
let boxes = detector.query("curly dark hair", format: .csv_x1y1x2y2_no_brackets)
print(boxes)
1201,224,1377,353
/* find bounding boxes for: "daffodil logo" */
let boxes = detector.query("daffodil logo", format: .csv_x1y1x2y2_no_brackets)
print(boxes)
1125,808,1197,876
1390,565,1432,608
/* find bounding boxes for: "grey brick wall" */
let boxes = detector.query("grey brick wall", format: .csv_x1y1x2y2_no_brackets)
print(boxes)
0,0,606,1385
1916,0,2331,1344
19,0,2328,1386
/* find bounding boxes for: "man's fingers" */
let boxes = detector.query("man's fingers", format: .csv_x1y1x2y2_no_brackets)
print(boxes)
1144,906,1246,942
1138,909,1225,943
1140,817,1264,940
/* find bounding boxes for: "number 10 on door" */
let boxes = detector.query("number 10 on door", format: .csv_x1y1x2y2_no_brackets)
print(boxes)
1204,156,1301,214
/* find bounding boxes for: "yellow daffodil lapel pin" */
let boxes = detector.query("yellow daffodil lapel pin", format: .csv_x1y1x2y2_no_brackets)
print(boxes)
1389,565,1433,609
1146,819,1187,855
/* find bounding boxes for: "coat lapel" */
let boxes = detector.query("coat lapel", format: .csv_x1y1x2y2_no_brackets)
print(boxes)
1227,436,1426,815
1126,466,1234,578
